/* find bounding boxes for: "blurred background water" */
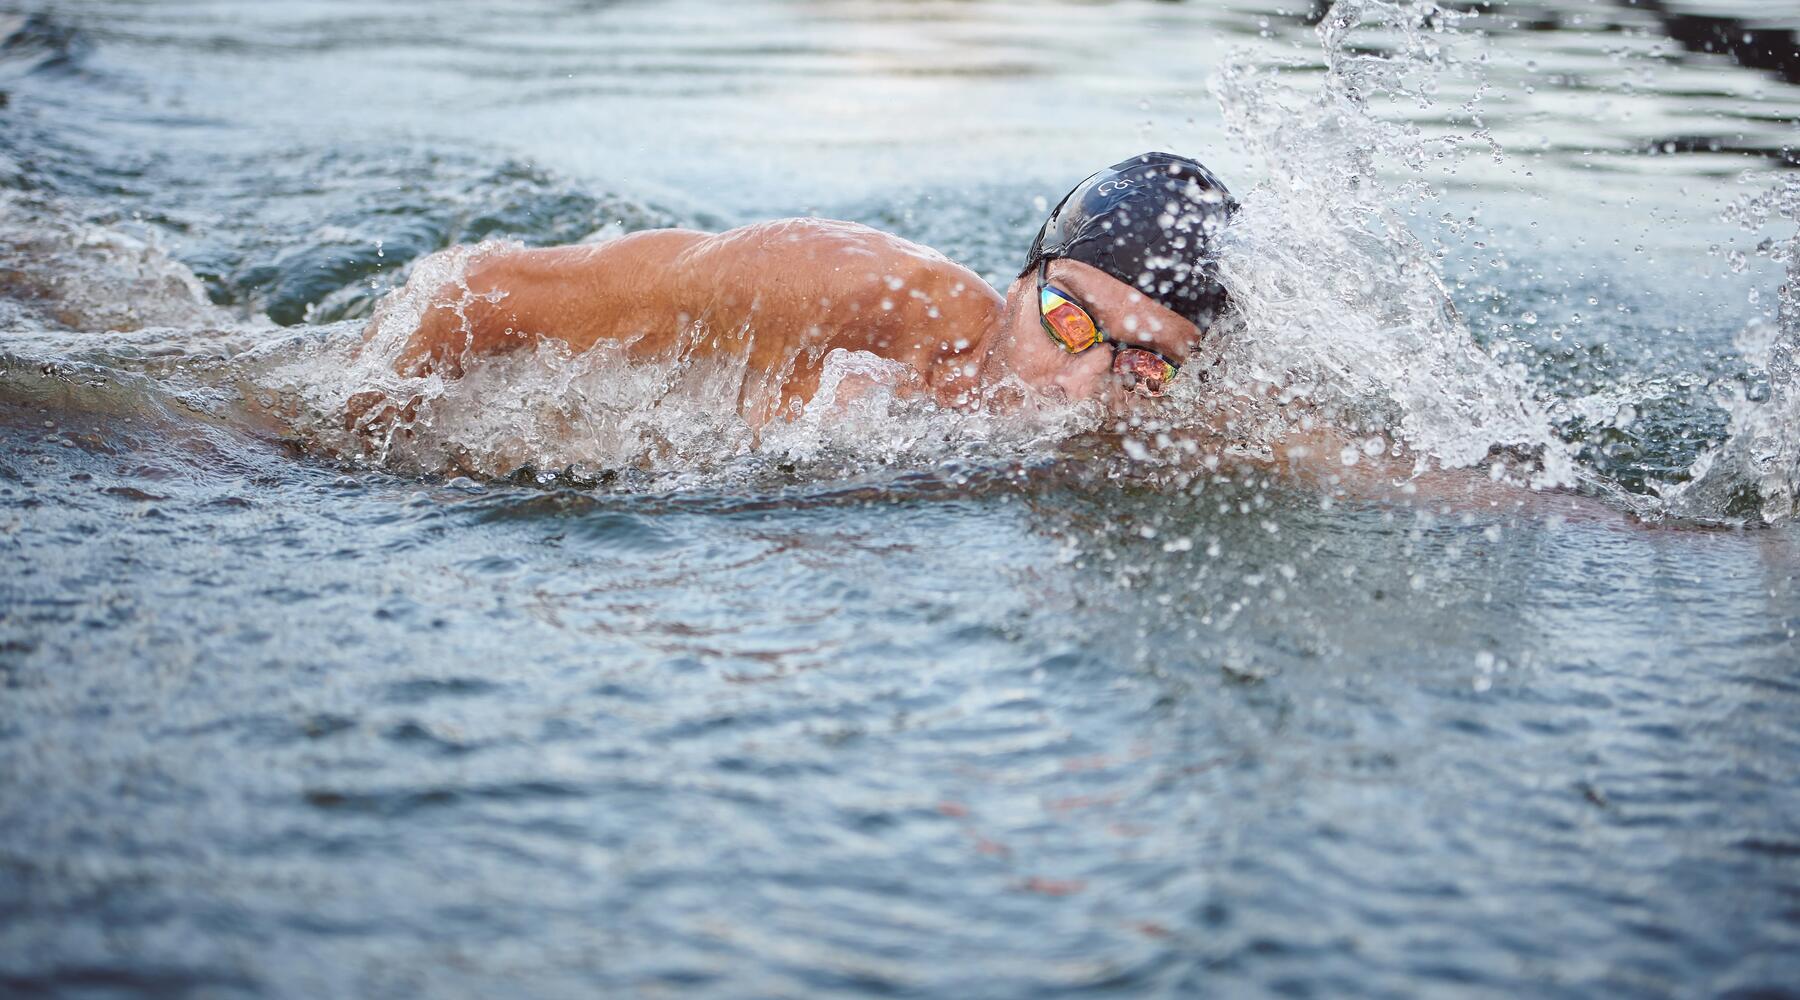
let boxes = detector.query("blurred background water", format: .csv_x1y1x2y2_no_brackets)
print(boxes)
2,1,1799,997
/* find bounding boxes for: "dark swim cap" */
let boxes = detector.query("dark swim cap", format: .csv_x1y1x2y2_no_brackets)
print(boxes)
1022,151,1237,333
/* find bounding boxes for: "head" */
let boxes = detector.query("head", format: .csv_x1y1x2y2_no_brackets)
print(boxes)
990,152,1237,408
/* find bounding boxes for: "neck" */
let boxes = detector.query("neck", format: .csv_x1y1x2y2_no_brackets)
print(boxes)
916,277,1023,411
969,276,1032,403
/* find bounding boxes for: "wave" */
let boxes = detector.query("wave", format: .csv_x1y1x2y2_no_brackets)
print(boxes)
0,12,88,81
0,190,235,334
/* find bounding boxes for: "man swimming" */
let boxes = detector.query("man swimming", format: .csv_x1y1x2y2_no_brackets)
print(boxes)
350,149,1602,507
363,152,1236,429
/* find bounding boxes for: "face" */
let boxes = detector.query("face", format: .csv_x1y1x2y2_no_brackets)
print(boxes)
999,259,1205,409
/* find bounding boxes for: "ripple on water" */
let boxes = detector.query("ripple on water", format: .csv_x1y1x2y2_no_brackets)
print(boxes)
378,676,503,706
382,718,483,757
301,773,597,821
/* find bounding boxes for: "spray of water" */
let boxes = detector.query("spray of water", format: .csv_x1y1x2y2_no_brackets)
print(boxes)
1656,174,1800,524
1203,0,1575,488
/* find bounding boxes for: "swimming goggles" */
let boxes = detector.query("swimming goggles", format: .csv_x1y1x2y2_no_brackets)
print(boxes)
1037,260,1180,397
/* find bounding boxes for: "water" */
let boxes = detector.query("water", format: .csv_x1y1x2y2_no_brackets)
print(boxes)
3,0,1800,996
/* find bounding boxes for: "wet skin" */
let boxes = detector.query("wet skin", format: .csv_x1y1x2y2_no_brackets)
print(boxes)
379,218,1203,425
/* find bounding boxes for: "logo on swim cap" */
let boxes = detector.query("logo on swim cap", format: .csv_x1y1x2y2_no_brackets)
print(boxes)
1023,152,1237,333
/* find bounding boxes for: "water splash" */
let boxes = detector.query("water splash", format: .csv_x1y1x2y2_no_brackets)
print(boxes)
0,191,234,334
1656,173,1800,524
1205,0,1575,488
258,242,1089,484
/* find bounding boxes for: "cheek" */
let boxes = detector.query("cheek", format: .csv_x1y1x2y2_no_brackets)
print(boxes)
1008,322,1113,400
1009,325,1061,371
1047,348,1116,401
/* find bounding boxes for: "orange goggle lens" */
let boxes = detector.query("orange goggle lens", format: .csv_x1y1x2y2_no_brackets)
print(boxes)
1112,347,1179,397
1040,288,1104,352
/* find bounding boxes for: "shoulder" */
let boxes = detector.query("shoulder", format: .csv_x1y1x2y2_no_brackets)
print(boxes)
765,219,992,295
686,216,991,288
678,217,1002,326
689,218,946,264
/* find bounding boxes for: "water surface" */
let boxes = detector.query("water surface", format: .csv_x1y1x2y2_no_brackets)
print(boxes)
3,1,1799,997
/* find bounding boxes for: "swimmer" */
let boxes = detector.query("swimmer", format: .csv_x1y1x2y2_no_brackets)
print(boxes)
357,150,1514,498
364,151,1236,427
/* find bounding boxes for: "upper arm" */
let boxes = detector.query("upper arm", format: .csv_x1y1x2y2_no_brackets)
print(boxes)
389,232,708,374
